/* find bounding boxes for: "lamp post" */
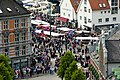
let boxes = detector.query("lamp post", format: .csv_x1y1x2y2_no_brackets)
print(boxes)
48,2,52,40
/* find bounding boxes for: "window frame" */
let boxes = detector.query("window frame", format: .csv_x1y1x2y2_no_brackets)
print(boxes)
22,45,26,55
84,0,87,4
14,19,20,28
22,32,26,41
105,18,109,22
98,19,102,23
4,34,9,44
21,18,26,28
84,17,87,24
3,20,9,30
14,32,20,43
15,46,20,56
113,17,116,21
84,7,87,12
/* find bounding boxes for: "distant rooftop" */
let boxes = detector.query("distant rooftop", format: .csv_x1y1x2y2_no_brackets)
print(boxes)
108,29,120,40
105,40,120,63
0,0,30,17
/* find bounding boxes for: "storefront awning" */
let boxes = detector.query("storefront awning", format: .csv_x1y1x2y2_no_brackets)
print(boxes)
57,17,68,22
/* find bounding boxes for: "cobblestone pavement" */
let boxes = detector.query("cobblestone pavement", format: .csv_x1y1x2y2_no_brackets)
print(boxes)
22,74,61,80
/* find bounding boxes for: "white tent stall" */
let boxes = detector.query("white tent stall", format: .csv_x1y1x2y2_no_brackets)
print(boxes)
35,30,64,36
57,27,75,31
75,37,99,40
75,30,90,34
31,20,50,25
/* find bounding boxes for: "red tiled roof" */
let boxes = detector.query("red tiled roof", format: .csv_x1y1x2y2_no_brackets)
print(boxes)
89,0,110,11
70,0,81,13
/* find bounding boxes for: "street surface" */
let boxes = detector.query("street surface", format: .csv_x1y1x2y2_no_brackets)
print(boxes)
22,74,61,80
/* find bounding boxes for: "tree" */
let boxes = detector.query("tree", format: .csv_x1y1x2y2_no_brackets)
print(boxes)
0,74,3,80
57,51,74,80
0,54,14,80
64,61,78,80
71,69,86,80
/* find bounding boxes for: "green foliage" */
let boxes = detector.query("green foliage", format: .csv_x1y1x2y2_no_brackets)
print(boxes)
0,54,14,80
71,69,86,80
89,64,99,80
0,74,3,80
57,51,74,80
64,61,78,80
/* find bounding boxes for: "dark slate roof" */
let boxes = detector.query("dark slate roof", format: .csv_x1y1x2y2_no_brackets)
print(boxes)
105,40,120,63
108,29,120,40
0,0,30,17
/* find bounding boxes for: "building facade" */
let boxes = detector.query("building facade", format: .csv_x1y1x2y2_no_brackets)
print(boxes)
60,0,120,29
0,0,31,68
78,0,120,29
60,0,80,21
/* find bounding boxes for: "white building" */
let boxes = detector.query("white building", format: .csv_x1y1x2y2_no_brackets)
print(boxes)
60,0,120,29
78,0,120,29
60,0,80,21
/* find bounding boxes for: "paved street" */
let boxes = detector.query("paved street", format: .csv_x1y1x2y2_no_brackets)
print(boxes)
22,74,61,80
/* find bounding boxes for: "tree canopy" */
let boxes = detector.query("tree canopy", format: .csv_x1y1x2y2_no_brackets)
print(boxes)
57,51,74,80
71,69,86,80
64,61,78,80
0,54,14,80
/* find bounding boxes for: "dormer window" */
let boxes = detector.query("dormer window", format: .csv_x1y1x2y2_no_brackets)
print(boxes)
0,9,3,13
7,8,12,12
99,4,102,8
15,7,19,12
103,3,106,7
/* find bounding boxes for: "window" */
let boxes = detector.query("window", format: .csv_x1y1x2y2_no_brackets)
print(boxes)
84,0,87,4
3,20,8,30
0,9,3,13
14,19,19,28
88,9,90,13
98,19,102,22
104,11,106,13
21,18,26,27
22,32,26,41
63,13,65,16
111,7,118,14
108,11,110,13
88,19,91,23
103,3,106,7
22,45,26,55
111,0,118,6
99,4,102,7
15,47,19,56
101,11,103,14
84,17,87,24
68,14,70,17
105,18,109,22
84,7,87,12
4,35,9,44
113,17,116,21
14,33,19,43
4,48,9,56
80,16,82,20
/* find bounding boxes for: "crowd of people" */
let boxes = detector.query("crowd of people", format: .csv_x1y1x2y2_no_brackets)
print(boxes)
14,8,98,80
